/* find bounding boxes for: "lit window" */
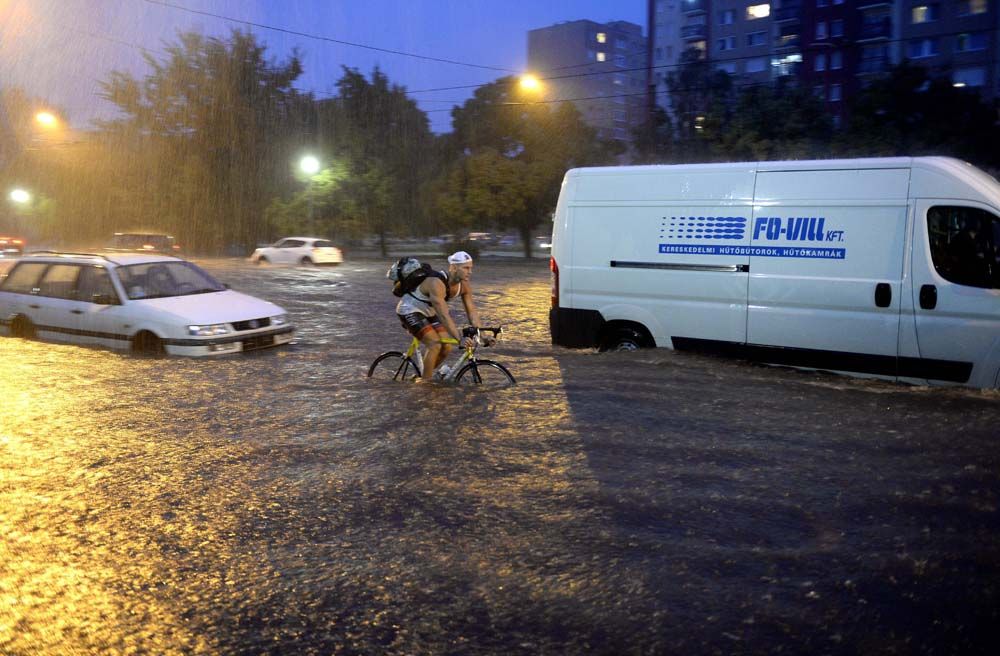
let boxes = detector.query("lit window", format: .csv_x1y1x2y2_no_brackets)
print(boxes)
597,52,606,62
958,0,987,15
746,4,770,20
831,51,842,69
912,4,940,24
747,31,767,47
596,32,607,43
816,22,827,40
830,84,841,102
815,53,827,71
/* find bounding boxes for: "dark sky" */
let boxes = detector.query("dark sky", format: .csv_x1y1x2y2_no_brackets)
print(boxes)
1,0,646,133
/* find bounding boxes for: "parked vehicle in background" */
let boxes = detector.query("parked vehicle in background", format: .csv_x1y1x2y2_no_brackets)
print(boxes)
0,236,25,257
107,232,180,254
550,156,1000,388
250,237,343,266
0,252,293,356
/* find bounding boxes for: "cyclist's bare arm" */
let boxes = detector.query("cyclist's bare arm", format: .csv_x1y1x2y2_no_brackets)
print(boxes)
424,278,463,342
459,280,482,328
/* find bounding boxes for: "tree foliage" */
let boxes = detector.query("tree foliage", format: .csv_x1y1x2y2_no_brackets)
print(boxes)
435,76,616,257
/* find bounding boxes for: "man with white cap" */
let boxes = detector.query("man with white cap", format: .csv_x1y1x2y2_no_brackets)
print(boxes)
395,250,492,381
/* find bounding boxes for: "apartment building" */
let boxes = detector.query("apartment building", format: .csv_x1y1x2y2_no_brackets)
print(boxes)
527,20,647,143
648,0,1000,126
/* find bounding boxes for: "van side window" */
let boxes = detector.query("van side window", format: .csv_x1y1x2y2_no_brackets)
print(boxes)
38,264,82,299
927,205,1000,289
1,262,48,294
76,266,118,304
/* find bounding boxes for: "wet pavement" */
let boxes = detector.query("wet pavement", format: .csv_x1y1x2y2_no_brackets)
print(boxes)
2,256,999,655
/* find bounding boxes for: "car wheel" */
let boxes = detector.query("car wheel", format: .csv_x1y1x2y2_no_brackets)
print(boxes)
257,256,269,265
299,257,314,267
11,315,35,340
132,331,165,356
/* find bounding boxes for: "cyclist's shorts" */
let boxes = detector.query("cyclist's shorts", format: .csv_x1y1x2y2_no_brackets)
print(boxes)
398,312,447,339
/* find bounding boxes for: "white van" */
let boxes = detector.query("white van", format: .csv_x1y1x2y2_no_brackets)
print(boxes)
549,157,1000,388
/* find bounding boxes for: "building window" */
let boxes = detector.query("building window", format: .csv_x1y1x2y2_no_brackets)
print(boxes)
746,57,767,73
615,54,626,67
830,84,842,102
614,110,627,122
958,0,987,15
597,52,606,62
718,36,736,51
746,4,771,19
772,52,802,76
831,50,842,69
956,32,988,52
831,19,843,37
833,0,844,5
748,31,767,47
912,4,940,24
719,9,735,25
907,38,939,58
655,46,664,60
816,22,827,40
814,53,827,71
717,61,738,74
617,38,628,50
953,67,986,87
817,0,828,7
832,114,841,129
596,32,607,43
613,74,625,86
814,85,825,100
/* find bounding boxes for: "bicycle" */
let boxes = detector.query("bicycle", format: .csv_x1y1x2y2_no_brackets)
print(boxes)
367,326,516,387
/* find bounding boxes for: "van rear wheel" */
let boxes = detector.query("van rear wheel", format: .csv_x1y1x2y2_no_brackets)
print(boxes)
601,327,649,352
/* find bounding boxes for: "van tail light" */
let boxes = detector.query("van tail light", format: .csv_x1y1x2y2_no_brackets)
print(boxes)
550,256,559,308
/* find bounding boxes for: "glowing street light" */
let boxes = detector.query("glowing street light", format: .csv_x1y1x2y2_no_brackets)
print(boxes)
35,112,58,128
9,188,31,204
519,74,542,93
300,155,320,176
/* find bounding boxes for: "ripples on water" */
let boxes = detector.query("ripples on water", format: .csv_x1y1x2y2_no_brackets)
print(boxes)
2,257,999,654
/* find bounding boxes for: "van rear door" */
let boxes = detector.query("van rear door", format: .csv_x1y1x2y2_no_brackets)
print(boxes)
747,168,909,377
907,200,1000,387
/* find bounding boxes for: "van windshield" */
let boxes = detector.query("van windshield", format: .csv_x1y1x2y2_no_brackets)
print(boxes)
115,261,225,300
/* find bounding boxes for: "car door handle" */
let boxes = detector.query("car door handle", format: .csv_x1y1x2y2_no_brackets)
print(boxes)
919,284,937,310
70,309,84,315
874,283,891,308
28,304,40,309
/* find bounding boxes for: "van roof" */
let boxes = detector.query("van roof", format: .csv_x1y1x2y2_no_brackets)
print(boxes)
567,156,972,176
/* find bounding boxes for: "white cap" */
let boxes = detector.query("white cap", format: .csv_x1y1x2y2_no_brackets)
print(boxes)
448,250,473,265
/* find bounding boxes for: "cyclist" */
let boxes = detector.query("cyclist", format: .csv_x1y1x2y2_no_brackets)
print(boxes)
396,250,492,381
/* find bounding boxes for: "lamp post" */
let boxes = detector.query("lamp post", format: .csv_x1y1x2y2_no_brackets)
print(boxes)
300,155,320,235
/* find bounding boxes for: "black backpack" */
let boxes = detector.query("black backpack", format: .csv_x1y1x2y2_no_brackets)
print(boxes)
388,257,451,300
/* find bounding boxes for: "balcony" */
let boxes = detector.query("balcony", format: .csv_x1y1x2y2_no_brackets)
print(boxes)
681,24,708,40
774,34,801,51
682,0,707,14
858,56,891,74
775,1,802,22
859,18,891,41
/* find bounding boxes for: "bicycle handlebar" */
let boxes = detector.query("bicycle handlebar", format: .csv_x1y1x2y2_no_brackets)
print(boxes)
463,326,503,338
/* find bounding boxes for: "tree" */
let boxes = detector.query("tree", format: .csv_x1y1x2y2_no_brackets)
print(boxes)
436,76,616,257
97,30,311,253
839,62,1000,168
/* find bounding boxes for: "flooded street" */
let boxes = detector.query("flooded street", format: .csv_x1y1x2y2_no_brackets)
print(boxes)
2,256,999,655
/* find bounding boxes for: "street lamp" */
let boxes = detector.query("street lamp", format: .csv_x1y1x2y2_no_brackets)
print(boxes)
519,74,542,93
35,111,59,129
299,155,320,234
9,188,31,204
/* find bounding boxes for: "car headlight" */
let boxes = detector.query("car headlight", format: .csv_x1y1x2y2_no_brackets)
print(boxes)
187,323,230,336
270,314,288,326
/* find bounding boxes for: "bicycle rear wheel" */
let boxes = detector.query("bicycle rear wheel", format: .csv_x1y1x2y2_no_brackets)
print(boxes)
455,359,516,388
367,351,421,381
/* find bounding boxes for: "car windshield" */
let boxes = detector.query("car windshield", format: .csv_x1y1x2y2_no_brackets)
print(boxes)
115,261,225,300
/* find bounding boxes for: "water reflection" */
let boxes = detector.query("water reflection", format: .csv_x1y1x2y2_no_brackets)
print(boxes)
1,258,998,653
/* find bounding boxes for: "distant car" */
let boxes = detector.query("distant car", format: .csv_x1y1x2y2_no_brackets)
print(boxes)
535,235,552,250
0,236,25,258
107,232,180,254
0,252,293,356
249,237,343,266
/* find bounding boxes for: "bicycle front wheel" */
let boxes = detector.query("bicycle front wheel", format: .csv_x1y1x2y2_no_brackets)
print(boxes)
455,359,516,388
367,351,421,381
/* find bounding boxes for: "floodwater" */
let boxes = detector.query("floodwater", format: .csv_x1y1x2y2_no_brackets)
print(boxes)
2,257,999,655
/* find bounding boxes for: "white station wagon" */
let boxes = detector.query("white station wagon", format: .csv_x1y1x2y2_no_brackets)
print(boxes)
249,237,343,266
0,252,294,356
